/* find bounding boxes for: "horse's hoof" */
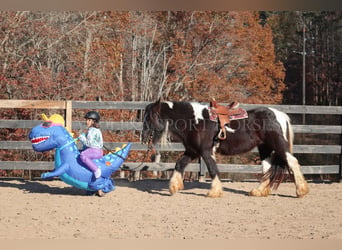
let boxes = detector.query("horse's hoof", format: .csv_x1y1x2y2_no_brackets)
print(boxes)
296,183,309,198
169,187,177,195
207,189,223,198
169,174,184,196
249,189,262,197
260,187,271,196
249,187,271,197
169,183,183,195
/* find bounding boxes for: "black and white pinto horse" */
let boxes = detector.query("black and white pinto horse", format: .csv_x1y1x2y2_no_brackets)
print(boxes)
141,99,309,198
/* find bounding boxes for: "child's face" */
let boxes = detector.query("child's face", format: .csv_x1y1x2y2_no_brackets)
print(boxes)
86,119,94,128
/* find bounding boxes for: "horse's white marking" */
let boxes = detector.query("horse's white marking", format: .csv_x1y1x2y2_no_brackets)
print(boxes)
286,152,299,171
286,152,303,185
169,170,184,194
190,102,207,124
261,157,272,173
268,107,290,142
286,152,309,197
211,146,217,161
208,175,223,197
160,120,169,147
164,101,174,109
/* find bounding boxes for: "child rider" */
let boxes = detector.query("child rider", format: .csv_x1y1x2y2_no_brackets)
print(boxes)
78,111,103,179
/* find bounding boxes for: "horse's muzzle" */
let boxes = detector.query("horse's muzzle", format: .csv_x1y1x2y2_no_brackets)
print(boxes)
140,130,152,144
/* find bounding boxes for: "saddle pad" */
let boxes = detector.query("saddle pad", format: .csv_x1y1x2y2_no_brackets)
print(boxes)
208,107,248,122
228,108,248,120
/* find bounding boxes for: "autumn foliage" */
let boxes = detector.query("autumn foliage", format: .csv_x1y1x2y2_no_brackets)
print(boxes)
0,11,285,104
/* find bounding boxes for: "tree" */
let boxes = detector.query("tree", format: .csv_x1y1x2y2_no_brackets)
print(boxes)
123,11,285,103
267,11,341,106
0,11,286,104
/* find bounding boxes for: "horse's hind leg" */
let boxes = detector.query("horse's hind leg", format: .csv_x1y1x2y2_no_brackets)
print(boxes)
250,157,273,197
286,152,309,197
169,153,193,195
250,145,272,197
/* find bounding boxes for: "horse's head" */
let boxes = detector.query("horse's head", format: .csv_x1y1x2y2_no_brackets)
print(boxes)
29,121,72,152
141,99,167,145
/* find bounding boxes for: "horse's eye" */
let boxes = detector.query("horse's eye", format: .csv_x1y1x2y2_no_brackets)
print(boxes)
41,121,52,128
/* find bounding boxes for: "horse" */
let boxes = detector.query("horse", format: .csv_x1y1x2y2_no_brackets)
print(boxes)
140,99,309,198
29,115,131,195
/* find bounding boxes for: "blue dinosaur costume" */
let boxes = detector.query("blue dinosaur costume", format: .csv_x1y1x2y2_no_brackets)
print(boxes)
28,114,131,194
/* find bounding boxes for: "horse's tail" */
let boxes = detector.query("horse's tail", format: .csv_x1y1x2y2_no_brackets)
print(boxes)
264,109,294,190
265,153,291,190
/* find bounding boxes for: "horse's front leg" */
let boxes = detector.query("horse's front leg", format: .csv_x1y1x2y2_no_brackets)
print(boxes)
169,153,193,195
201,151,223,198
41,163,69,179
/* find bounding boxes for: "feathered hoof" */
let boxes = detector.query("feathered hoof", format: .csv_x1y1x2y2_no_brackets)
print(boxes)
249,189,261,197
207,188,223,198
169,185,177,195
296,182,309,198
169,171,184,195
169,181,184,195
249,188,270,197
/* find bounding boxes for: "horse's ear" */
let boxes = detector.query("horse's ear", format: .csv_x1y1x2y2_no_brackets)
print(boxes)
154,98,162,113
155,98,162,104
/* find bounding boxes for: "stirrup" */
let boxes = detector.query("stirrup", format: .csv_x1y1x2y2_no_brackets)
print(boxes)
218,128,226,140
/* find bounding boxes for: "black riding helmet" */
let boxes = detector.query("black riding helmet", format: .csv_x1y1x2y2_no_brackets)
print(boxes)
84,111,100,122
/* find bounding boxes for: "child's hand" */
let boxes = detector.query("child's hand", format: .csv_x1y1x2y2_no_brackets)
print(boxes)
78,130,85,137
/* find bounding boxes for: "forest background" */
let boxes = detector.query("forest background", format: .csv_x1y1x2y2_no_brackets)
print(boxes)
0,11,341,178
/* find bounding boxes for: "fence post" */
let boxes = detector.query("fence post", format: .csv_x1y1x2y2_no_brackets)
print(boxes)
65,100,72,131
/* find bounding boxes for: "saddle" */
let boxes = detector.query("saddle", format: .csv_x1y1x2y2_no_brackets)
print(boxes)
209,98,248,140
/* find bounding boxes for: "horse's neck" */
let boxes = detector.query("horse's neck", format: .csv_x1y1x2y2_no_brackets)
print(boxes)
161,103,195,121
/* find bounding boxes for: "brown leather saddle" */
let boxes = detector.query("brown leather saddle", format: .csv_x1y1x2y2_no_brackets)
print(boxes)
209,98,248,140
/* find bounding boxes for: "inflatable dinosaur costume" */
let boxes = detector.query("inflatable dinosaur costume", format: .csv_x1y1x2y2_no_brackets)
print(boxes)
28,114,131,195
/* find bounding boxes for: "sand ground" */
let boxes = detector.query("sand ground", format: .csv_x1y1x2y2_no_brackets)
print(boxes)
0,178,341,239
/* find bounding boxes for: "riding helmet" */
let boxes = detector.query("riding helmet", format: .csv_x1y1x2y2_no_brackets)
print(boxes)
84,111,100,122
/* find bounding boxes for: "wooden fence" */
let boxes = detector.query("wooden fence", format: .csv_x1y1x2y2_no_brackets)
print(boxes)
0,100,341,180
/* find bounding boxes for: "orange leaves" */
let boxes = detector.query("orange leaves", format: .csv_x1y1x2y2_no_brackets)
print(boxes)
0,11,285,104
159,11,285,104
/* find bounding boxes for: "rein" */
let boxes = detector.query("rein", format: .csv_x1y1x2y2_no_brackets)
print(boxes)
120,137,154,171
58,138,79,151
103,144,127,161
104,129,154,171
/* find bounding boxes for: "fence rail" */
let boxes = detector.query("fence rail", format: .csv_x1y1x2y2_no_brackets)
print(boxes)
0,100,341,180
